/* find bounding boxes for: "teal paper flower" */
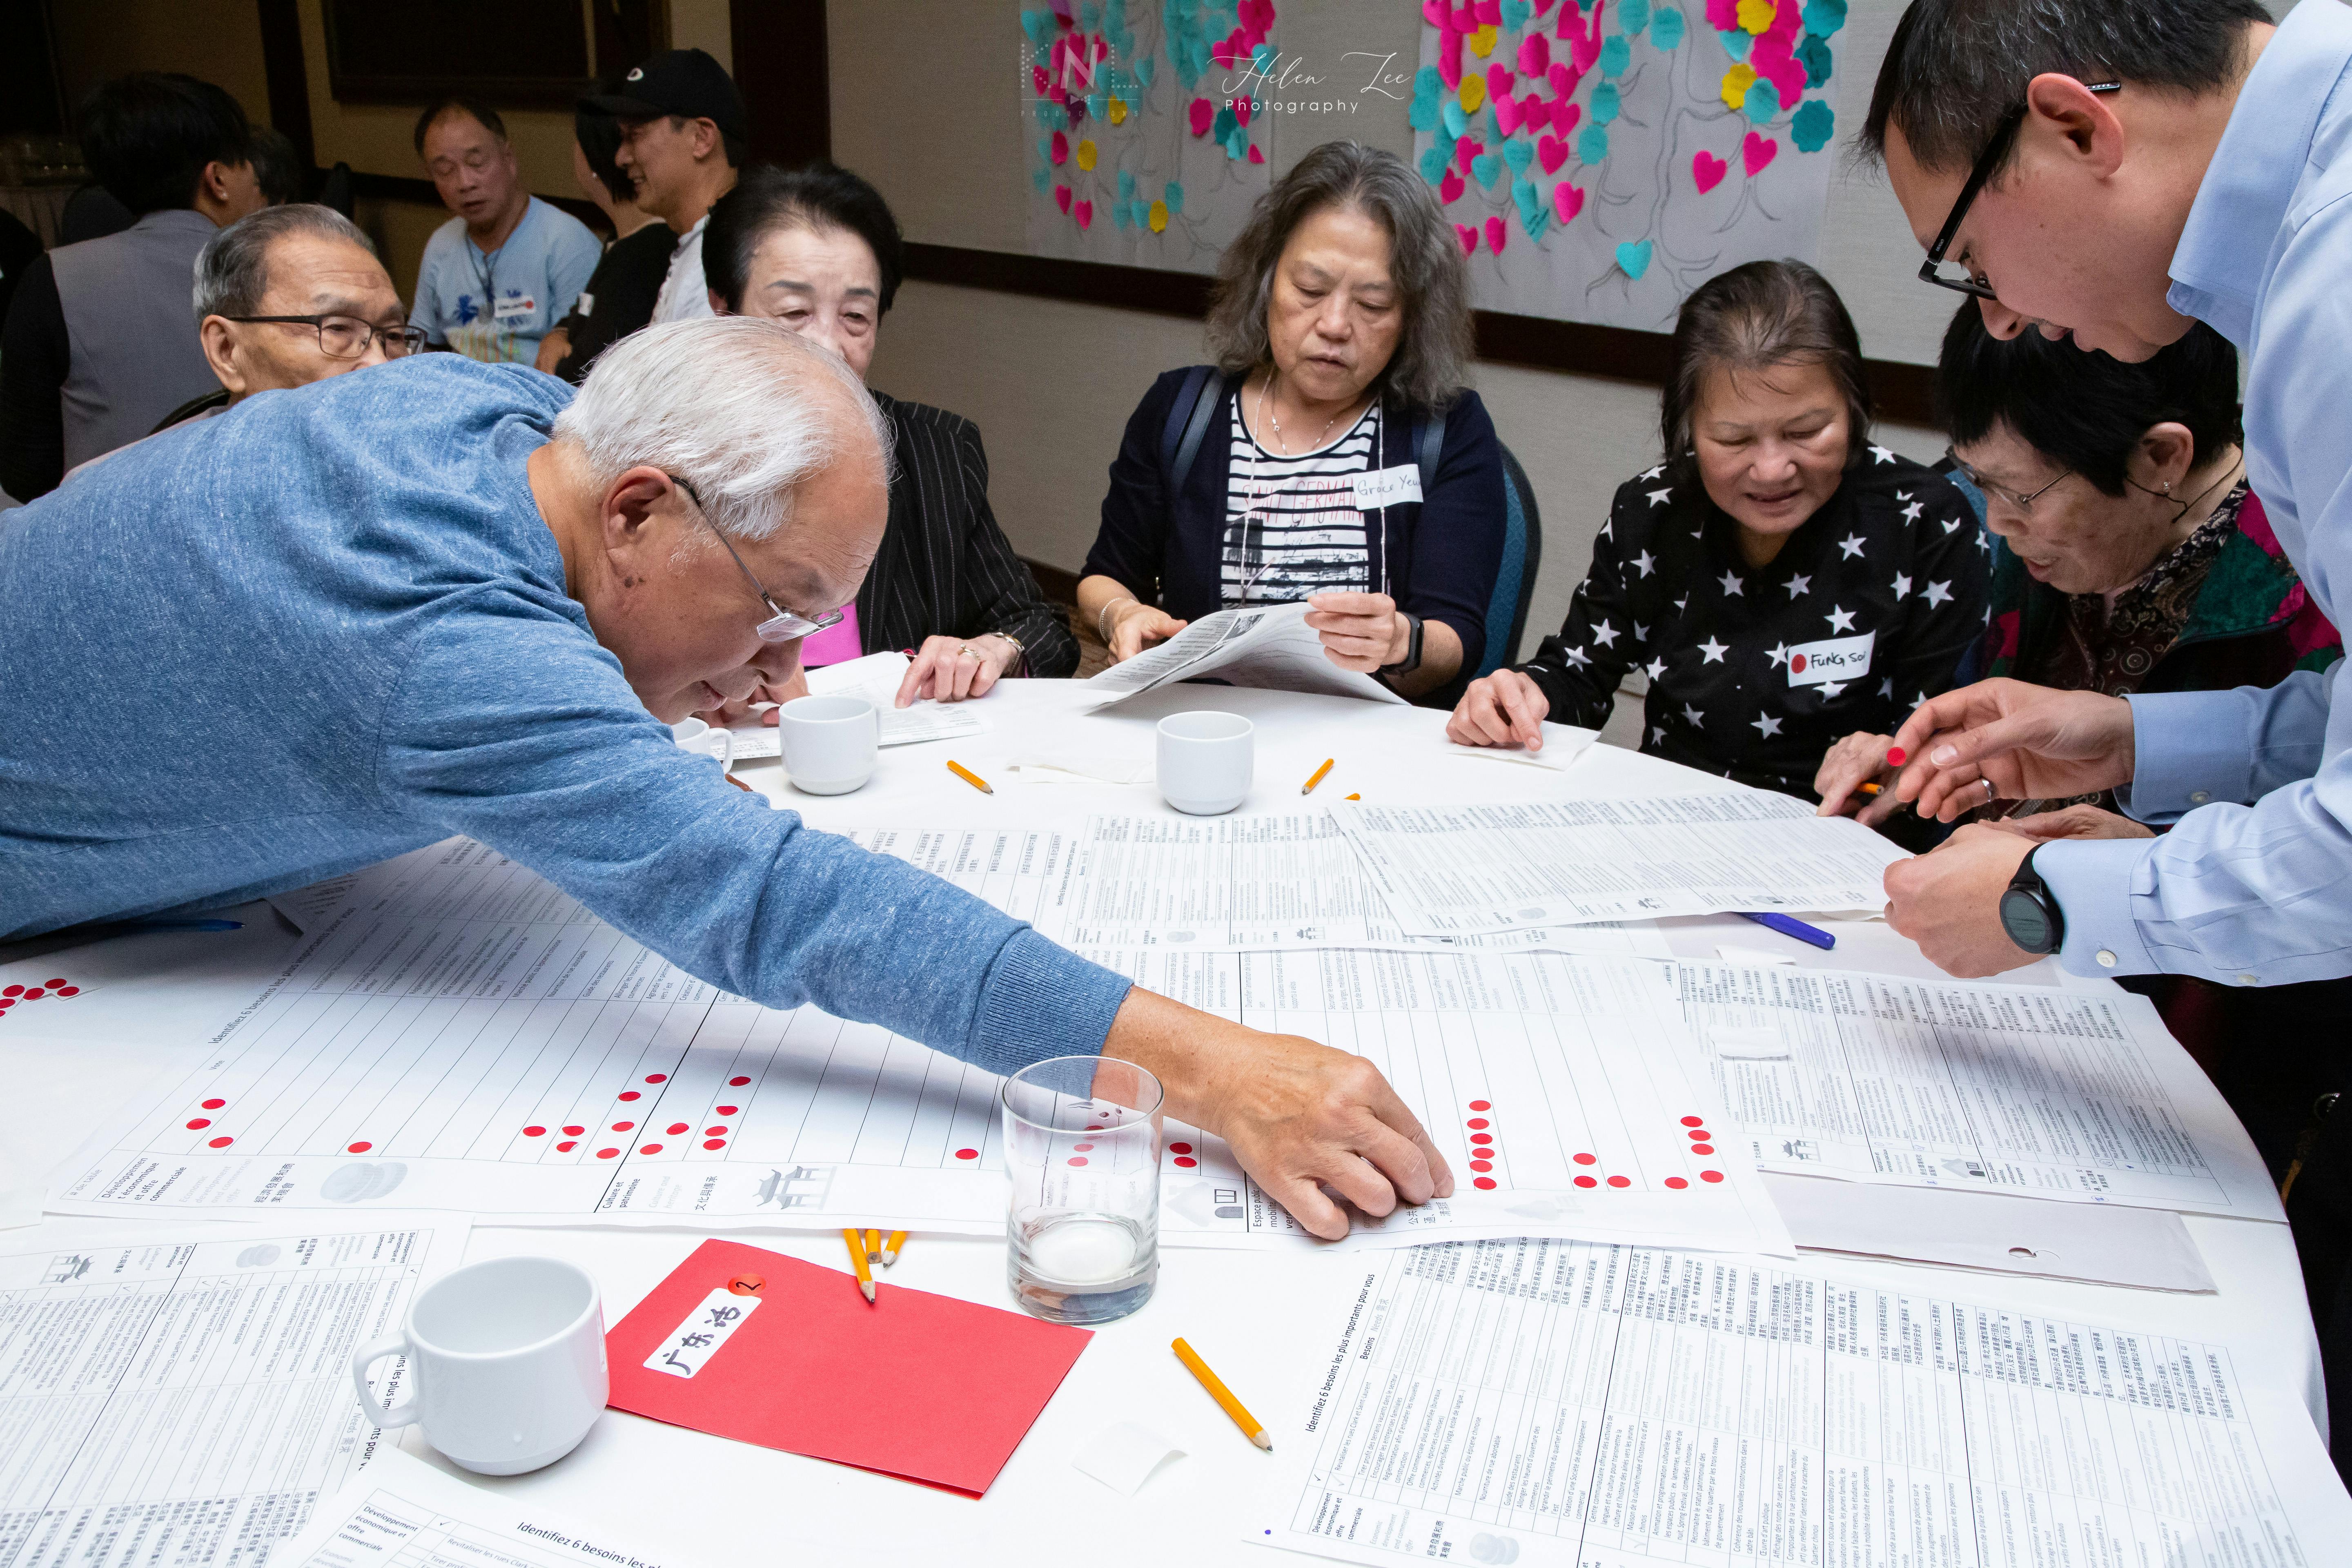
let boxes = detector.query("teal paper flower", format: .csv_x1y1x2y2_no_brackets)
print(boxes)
1790,98,1835,153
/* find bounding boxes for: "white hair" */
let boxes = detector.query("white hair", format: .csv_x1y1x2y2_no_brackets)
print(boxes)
552,315,893,543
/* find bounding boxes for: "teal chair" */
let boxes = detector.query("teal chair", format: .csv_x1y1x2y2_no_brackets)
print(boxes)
1475,443,1544,678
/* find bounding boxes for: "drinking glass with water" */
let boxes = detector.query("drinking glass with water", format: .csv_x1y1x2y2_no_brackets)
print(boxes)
1000,1056,1162,1325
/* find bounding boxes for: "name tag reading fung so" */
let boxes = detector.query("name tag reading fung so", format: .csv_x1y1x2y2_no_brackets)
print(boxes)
1352,464,1425,510
644,1287,761,1379
493,293,539,323
1786,630,1874,687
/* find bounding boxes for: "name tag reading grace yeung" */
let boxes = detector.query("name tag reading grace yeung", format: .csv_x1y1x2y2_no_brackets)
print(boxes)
1786,630,1874,688
1352,464,1424,510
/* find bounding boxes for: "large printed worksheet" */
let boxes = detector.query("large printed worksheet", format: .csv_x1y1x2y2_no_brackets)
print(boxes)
0,1215,465,1568
1679,962,2282,1220
49,840,1785,1258
850,814,1669,958
1253,1239,2351,1568
1330,795,1909,931
1078,602,1406,708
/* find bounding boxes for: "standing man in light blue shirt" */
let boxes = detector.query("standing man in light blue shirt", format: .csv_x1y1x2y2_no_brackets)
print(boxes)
410,96,600,364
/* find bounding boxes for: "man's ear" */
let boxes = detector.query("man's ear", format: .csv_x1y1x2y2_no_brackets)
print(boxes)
2022,72,2126,178
198,316,247,394
600,465,688,566
691,116,722,161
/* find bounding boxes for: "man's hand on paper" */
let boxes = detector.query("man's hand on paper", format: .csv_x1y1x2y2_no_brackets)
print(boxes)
1882,823,2038,978
1446,669,1552,751
898,634,1018,706
1888,680,2136,822
1980,804,2155,843
1815,731,1905,826
1103,599,1188,662
1101,988,1453,1241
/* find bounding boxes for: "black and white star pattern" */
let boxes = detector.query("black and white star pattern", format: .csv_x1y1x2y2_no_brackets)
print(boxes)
1516,450,1991,801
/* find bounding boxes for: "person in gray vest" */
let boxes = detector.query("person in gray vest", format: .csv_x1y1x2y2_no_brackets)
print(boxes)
0,73,265,503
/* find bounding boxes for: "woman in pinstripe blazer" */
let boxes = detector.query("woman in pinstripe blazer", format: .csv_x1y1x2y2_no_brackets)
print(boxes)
699,163,1078,707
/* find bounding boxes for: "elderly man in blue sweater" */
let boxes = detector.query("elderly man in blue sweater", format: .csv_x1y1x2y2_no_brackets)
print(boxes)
0,316,1449,1241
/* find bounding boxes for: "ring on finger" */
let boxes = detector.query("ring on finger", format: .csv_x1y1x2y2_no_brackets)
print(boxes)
1981,777,1996,805
958,645,983,662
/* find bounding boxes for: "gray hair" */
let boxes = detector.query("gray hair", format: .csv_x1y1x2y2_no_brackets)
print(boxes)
1205,140,1474,410
191,203,376,323
553,315,895,544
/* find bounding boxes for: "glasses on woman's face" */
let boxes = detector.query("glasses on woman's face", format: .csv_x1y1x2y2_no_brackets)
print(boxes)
1950,453,2075,516
225,314,429,359
1918,82,2122,300
667,475,847,644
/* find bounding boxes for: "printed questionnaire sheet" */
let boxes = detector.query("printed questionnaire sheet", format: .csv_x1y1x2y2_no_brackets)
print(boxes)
1079,602,1405,708
0,1214,465,1568
275,1447,713,1568
1677,961,2281,1220
849,813,1669,958
1253,1238,2351,1568
49,840,1784,1257
1330,795,1909,931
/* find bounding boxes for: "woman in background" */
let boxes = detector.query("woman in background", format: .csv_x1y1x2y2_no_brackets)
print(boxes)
539,108,671,381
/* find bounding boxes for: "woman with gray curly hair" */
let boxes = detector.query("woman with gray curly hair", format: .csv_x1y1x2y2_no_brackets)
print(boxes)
1076,140,1505,704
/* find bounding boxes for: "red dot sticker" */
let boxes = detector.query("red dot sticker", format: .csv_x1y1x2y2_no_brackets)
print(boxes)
207,1136,233,1149
556,1140,577,1152
640,1144,662,1155
1481,1147,1502,1160
1607,1175,1631,1188
611,1121,633,1132
1067,1156,1088,1167
1470,1160,1492,1173
1468,1099,1491,1111
617,1091,641,1102
1,985,19,996
203,1098,226,1110
1700,1169,1724,1183
716,1105,739,1116
1681,1116,1704,1127
1471,1132,1492,1145
1686,1127,1709,1140
563,1125,584,1136
1173,1156,1197,1168
42,979,63,989
347,1141,371,1153
1574,1175,1597,1189
1168,1141,1193,1155
1073,1142,1095,1152
728,1076,751,1087
1572,1152,1596,1165
0,998,13,1007
186,1118,210,1130
703,1138,726,1150
1466,1118,1490,1130
55,987,78,997
20,989,42,1000
1692,1143,1714,1154
645,1074,668,1083
667,1123,689,1136
955,1148,979,1160
705,1125,727,1136
1665,1176,1689,1189
1472,1176,1497,1190
597,1147,619,1159
523,1125,546,1137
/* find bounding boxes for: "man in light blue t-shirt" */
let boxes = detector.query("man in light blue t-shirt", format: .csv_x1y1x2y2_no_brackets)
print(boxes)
410,96,599,363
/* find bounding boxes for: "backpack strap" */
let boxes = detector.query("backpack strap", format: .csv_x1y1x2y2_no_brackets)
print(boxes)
1159,366,1226,495
1414,405,1447,495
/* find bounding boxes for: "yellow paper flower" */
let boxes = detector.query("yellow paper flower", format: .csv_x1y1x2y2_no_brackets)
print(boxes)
1737,0,1775,32
1147,199,1169,232
1460,75,1488,115
1075,138,1097,171
1468,23,1499,58
1720,62,1758,111
1107,97,1127,125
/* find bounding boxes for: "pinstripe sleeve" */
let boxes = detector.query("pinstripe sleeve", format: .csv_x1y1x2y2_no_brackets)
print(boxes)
949,416,1080,677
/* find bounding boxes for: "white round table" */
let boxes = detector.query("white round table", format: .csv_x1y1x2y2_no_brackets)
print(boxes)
2,679,2323,1564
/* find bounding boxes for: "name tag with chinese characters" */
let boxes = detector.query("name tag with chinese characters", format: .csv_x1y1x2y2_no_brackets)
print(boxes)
1786,630,1874,687
644,1286,761,1379
493,292,539,322
1351,463,1424,510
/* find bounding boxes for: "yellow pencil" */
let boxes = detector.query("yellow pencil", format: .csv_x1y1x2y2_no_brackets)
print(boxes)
947,760,994,795
1172,1337,1271,1451
842,1228,875,1303
882,1229,908,1267
1858,782,1882,796
1344,792,1361,800
864,1227,882,1262
1300,758,1335,795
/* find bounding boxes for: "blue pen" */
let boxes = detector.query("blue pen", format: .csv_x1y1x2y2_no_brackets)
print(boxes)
1734,911,1835,951
122,918,244,932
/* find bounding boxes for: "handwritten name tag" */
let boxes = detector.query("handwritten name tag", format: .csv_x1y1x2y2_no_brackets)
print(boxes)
1352,464,1424,510
644,1287,760,1379
493,293,539,322
1786,630,1874,688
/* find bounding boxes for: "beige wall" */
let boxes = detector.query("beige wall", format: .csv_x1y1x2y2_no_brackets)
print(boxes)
48,0,273,125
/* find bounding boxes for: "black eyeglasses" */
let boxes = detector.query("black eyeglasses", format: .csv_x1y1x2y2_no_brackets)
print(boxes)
1948,452,2075,514
668,474,847,644
1919,81,2121,300
223,313,429,359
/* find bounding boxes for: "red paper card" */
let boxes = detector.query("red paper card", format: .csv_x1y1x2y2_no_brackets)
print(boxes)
605,1239,1091,1496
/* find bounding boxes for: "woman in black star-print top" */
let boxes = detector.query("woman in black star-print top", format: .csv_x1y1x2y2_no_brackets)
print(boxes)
1449,260,1989,802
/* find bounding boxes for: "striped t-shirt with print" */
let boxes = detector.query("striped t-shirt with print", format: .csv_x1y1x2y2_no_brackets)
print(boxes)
1220,398,1379,604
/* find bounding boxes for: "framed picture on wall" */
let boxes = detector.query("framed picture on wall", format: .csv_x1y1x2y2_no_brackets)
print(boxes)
321,0,665,109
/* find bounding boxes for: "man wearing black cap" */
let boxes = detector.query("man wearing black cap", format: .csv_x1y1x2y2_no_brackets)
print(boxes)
581,49,744,329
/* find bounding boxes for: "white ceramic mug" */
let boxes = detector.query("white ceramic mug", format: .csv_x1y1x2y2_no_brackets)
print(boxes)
1156,710,1253,815
350,1256,607,1476
668,717,736,773
777,694,880,795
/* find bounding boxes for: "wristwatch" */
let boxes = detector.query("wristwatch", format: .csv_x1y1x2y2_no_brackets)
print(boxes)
1381,613,1426,677
1998,846,2066,955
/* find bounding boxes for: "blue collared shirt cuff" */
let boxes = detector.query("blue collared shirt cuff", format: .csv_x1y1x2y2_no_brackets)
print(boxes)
2118,690,2253,822
2036,838,2160,978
